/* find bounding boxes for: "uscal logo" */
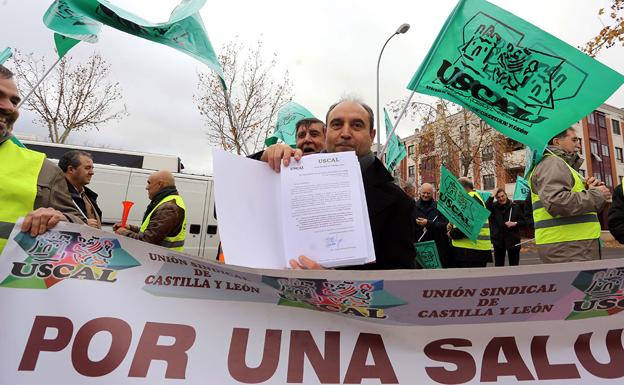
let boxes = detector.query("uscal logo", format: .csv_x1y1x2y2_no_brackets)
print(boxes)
0,231,140,289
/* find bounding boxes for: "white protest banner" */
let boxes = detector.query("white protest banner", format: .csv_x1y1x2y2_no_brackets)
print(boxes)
1,222,623,384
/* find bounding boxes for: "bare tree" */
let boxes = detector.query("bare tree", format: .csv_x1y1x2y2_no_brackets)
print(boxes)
11,51,126,144
389,98,523,188
195,40,293,155
582,0,624,57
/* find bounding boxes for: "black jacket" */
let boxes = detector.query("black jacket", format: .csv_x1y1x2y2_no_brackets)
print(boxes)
412,199,451,267
485,197,526,249
341,157,416,270
66,181,102,222
608,184,624,244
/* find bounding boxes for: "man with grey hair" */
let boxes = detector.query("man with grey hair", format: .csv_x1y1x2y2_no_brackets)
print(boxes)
529,127,609,262
413,182,451,267
265,98,417,270
447,177,493,268
59,150,102,229
0,64,83,254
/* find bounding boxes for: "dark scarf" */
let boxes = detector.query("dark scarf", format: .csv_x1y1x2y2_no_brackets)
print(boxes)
358,152,375,172
546,145,583,170
142,186,178,223
419,199,433,207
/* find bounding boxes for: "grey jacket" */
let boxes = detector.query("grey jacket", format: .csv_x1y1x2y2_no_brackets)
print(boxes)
530,150,606,263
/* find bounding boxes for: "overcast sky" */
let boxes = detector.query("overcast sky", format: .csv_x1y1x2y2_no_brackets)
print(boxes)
2,0,623,174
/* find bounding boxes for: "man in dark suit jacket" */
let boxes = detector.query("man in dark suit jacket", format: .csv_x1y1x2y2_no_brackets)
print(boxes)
283,99,416,270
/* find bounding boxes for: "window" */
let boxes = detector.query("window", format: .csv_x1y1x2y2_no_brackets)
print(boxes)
598,114,607,128
593,172,602,182
481,145,494,161
616,147,623,162
408,145,415,155
601,144,609,157
613,119,621,135
408,165,415,177
605,174,613,187
483,174,495,190
590,140,599,155
588,113,595,125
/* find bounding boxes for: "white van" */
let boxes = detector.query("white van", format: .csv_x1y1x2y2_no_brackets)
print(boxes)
21,139,220,261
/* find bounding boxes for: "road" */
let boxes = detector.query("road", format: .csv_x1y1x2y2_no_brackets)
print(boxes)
492,247,624,266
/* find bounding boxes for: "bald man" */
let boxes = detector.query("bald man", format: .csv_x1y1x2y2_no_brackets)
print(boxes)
114,170,187,251
413,183,451,267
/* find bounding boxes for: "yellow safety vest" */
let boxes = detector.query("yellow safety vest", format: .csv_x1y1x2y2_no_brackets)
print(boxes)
451,191,492,251
529,154,600,245
0,139,45,254
140,194,187,251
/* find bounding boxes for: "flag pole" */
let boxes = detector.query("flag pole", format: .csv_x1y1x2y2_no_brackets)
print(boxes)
17,55,62,109
380,89,416,159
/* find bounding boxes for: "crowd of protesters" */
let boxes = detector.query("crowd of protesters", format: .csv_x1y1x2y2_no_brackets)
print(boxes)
2,61,623,269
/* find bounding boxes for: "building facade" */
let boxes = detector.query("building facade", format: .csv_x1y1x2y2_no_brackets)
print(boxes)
391,103,624,202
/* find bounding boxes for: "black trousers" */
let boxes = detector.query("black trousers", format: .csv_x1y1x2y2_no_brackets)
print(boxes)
494,245,520,266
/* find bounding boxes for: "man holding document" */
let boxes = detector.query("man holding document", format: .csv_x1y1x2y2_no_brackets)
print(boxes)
269,99,417,270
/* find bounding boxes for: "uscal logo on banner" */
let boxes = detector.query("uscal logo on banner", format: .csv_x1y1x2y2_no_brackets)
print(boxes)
571,268,624,315
262,277,406,319
0,231,140,289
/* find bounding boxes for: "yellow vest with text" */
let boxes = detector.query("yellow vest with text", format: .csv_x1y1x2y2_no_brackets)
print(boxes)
0,139,45,254
140,194,187,251
529,154,600,245
451,191,492,251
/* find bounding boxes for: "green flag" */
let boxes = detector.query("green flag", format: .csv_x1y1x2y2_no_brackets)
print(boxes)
265,102,315,147
476,189,492,202
0,47,12,64
513,175,530,201
414,240,442,269
53,33,81,58
44,0,102,57
384,108,407,172
523,145,544,179
438,165,490,242
407,0,624,151
65,0,224,82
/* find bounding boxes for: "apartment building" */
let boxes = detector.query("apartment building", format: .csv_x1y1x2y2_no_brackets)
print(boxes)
392,103,624,200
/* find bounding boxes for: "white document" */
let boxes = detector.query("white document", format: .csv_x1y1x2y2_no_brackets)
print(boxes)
213,149,375,269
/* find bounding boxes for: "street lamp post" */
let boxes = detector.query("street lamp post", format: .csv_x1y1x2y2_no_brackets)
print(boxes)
376,23,410,159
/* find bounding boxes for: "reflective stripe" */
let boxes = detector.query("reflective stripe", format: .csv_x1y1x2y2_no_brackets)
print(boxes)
0,221,14,239
534,213,599,229
477,235,491,241
532,201,544,210
160,239,185,248
482,223,489,228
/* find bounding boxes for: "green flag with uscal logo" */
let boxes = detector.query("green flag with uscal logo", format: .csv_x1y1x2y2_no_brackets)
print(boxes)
414,240,442,269
438,165,490,242
407,0,624,151
64,0,224,82
513,175,530,201
384,108,407,172
265,102,316,147
44,0,101,57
